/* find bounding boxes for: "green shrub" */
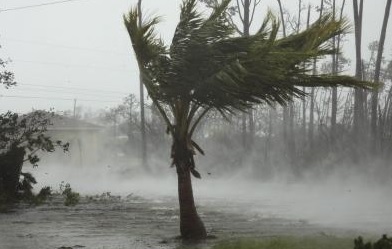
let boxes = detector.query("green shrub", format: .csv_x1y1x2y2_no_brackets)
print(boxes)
212,236,353,249
60,182,80,206
355,235,392,249
29,186,52,205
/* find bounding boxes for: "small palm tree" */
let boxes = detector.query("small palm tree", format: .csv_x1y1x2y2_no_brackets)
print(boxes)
124,0,370,240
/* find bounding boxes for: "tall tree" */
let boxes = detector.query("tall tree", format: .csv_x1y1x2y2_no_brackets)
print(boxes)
201,0,262,147
371,0,392,149
240,0,260,147
353,0,365,137
288,0,303,167
331,0,346,144
137,0,148,170
302,4,311,145
124,0,370,240
309,0,325,148
276,0,290,157
331,0,337,142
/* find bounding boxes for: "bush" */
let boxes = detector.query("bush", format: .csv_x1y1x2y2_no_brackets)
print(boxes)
30,186,52,205
60,182,80,206
355,235,392,249
212,236,352,249
0,111,68,204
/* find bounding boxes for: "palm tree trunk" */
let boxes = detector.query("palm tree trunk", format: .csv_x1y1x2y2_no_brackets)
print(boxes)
173,139,206,240
177,165,206,240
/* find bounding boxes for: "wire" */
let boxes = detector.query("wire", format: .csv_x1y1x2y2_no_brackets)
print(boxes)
0,94,120,103
17,83,130,95
3,38,128,56
12,87,128,98
12,59,135,72
0,0,89,12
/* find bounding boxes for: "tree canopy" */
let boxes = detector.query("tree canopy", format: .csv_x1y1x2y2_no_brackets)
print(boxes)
124,0,369,128
0,58,16,88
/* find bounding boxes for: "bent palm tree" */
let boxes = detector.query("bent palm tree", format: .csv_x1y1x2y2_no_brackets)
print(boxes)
124,0,370,240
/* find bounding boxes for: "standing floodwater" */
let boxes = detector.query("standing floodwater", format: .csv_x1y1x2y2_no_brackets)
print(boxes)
1,168,391,249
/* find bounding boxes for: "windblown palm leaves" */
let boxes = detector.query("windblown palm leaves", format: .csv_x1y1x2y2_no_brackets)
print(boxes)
124,0,368,135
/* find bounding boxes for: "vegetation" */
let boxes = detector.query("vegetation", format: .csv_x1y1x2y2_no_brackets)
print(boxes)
0,56,16,88
0,111,69,204
212,235,392,249
212,237,353,249
60,182,80,206
355,235,392,249
124,0,370,240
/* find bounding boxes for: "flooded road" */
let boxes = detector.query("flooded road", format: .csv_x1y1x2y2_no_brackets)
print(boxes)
0,193,335,249
1,166,391,249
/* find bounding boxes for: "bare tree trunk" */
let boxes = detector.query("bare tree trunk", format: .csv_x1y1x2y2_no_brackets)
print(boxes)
288,104,296,167
309,84,315,148
302,86,306,141
371,0,392,150
0,146,26,201
302,4,311,147
331,0,337,144
276,0,290,160
309,0,324,149
296,0,302,32
138,0,148,170
265,107,275,164
276,0,286,37
353,0,364,136
243,0,255,147
288,0,303,170
241,113,247,147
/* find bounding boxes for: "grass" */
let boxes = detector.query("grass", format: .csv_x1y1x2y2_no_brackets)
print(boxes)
212,236,354,249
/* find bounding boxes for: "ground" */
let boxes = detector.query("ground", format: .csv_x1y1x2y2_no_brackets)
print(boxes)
0,165,391,249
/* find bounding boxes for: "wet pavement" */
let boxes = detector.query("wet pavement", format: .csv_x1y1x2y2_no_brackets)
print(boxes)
1,172,391,249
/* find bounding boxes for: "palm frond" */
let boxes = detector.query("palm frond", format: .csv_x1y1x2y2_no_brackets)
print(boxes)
124,0,373,130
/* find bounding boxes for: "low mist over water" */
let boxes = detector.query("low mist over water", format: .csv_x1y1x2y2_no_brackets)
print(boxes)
28,158,392,235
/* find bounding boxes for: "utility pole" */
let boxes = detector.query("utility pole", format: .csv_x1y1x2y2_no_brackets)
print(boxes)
73,98,77,119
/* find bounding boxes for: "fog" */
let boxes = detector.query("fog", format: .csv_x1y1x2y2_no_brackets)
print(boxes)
1,111,392,248
2,0,392,248
26,128,392,236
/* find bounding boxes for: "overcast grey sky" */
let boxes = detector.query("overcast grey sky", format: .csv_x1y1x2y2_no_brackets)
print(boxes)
0,0,391,114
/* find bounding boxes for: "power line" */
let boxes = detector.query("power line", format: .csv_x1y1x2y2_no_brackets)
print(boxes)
12,87,127,98
0,94,120,103
0,0,89,12
17,83,134,95
13,59,134,72
18,82,124,93
3,38,128,56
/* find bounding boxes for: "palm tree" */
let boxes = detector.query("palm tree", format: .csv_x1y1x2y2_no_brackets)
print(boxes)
124,0,370,240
